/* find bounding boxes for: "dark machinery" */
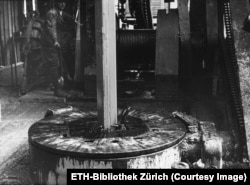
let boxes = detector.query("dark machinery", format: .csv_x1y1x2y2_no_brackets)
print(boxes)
118,0,153,29
219,0,247,160
128,0,153,29
117,0,179,99
116,0,166,75
116,0,177,73
117,0,248,160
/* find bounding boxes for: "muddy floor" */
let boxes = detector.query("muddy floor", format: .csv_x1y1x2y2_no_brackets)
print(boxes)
0,87,68,184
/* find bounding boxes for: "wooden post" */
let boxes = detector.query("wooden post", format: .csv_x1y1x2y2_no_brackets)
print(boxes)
155,10,179,99
206,0,218,72
83,0,96,95
95,0,117,130
74,0,82,84
178,0,192,78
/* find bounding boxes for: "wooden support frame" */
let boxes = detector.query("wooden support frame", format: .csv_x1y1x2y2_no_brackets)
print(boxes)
178,0,192,78
74,0,82,83
95,0,117,130
155,10,179,99
206,0,218,73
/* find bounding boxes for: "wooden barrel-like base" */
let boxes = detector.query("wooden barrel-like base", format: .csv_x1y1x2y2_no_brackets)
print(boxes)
29,108,187,185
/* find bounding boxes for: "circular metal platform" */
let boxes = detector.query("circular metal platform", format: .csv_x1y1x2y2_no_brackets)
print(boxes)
28,108,187,185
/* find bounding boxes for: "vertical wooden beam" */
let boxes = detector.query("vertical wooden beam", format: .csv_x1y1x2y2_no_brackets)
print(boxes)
0,0,4,65
206,0,218,71
230,0,250,161
155,10,179,76
86,0,96,67
178,0,192,78
74,0,83,83
206,0,218,47
2,0,7,65
11,0,15,34
178,0,190,42
95,0,117,129
10,0,15,65
16,1,22,65
155,10,179,99
83,0,96,95
8,0,13,38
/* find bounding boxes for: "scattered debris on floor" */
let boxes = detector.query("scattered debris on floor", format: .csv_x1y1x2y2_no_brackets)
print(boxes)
173,111,250,169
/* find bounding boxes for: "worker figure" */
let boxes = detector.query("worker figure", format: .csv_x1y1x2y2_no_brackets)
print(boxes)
42,0,75,97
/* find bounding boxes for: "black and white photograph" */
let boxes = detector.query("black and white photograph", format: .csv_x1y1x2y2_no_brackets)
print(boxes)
0,0,250,184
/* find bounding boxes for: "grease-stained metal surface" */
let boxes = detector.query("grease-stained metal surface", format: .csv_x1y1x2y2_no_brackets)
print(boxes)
29,106,187,185
29,108,186,158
